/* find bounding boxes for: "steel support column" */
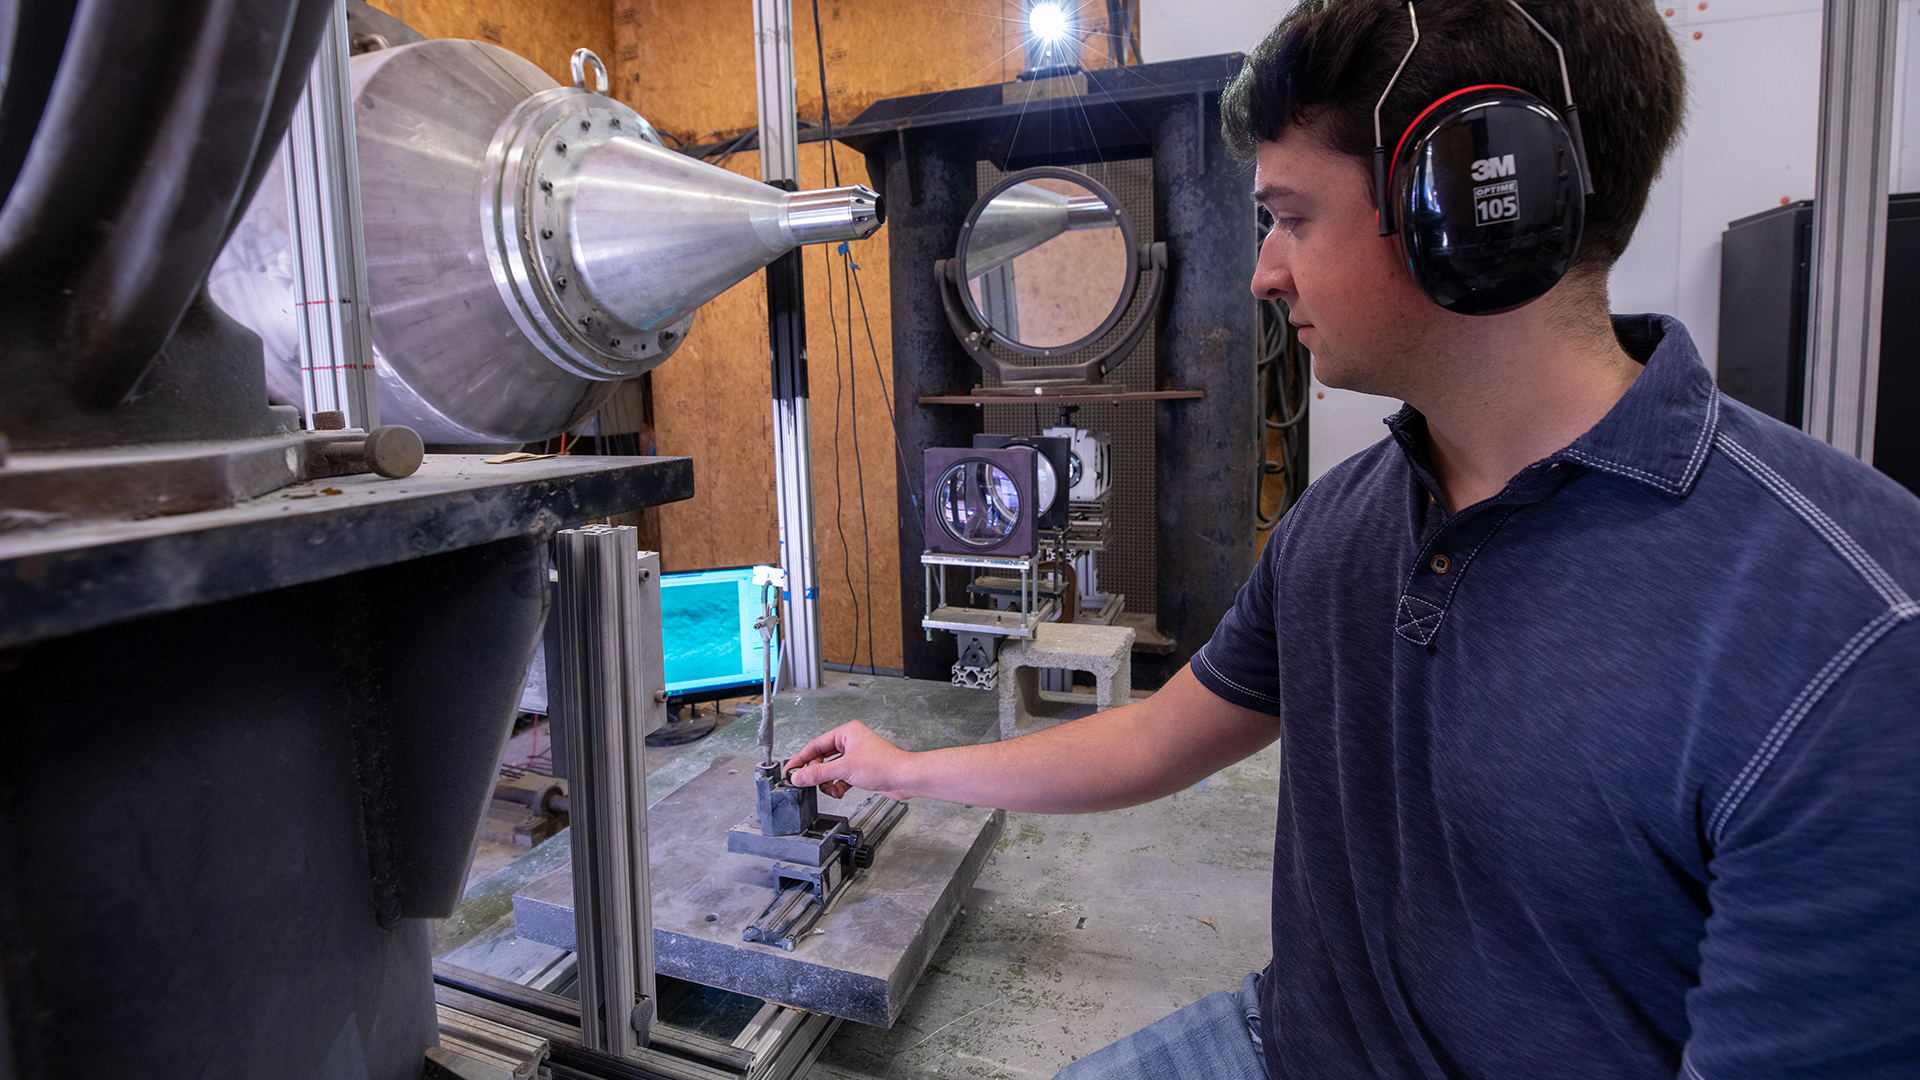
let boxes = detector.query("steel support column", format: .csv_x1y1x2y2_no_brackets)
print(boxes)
282,0,379,429
755,0,823,688
1151,93,1258,676
1803,0,1899,459
877,135,982,681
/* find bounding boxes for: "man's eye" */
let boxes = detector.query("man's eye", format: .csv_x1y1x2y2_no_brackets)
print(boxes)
1256,204,1274,228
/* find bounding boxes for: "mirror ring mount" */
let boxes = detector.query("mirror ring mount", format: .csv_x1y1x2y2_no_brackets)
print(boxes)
937,240,1166,392
941,168,1165,392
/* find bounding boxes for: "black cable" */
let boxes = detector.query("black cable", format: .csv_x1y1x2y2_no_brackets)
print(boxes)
815,0,876,673
813,0,860,676
845,253,916,510
1254,219,1310,530
844,250,876,675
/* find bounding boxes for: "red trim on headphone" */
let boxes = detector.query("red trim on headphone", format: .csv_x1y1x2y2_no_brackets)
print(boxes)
1386,83,1526,190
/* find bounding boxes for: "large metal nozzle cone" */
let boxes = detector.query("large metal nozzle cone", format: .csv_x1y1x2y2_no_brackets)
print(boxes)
210,39,886,447
563,135,883,340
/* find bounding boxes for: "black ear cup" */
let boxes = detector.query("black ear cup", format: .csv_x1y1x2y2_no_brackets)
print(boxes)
1393,87,1584,315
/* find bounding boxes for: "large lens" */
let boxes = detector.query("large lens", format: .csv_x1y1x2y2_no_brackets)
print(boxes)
1035,455,1058,513
937,461,1023,547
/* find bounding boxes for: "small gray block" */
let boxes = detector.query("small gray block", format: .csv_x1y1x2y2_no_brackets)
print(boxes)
997,621,1135,740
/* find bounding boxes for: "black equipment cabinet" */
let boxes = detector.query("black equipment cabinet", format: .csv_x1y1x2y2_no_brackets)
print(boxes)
832,55,1261,682
1718,193,1920,494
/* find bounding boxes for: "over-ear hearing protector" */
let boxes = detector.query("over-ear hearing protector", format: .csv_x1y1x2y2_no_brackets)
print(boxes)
1371,1,1594,316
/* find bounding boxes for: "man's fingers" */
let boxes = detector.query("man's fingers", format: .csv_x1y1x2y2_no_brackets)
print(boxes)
821,780,851,799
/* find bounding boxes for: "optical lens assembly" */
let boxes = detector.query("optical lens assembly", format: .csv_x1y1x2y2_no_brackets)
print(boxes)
937,461,1024,547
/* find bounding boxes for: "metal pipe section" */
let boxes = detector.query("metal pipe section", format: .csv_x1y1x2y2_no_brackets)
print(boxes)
784,186,886,244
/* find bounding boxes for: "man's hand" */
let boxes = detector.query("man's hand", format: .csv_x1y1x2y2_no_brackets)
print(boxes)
785,721,916,800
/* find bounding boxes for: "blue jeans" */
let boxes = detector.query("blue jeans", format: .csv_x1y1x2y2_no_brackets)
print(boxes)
1053,971,1269,1080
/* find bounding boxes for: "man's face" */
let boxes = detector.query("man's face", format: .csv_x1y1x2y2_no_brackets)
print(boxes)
1250,124,1445,397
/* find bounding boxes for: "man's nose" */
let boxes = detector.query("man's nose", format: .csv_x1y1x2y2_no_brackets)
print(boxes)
1251,233,1292,301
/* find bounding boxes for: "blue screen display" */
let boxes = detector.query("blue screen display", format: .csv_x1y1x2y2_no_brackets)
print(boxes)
660,567,767,695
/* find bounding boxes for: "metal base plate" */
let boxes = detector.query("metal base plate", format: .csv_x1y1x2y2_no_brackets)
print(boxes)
513,755,1002,1028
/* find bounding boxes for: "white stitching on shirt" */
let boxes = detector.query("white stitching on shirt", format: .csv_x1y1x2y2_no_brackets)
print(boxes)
1394,507,1523,646
1195,649,1282,705
1706,431,1919,843
1707,602,1919,844
1554,387,1720,495
1715,434,1911,609
1682,1049,1709,1080
1558,448,1690,492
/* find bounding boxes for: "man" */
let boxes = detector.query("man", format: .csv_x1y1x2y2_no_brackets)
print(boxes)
788,1,1920,1075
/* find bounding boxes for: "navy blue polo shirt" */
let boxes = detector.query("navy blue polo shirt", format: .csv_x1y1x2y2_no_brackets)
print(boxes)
1192,315,1920,1079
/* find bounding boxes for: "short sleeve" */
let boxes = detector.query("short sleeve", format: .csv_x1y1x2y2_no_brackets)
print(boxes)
1189,528,1284,715
1682,618,1920,1078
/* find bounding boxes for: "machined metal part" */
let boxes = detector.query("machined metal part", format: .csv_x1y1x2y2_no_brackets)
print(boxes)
732,791,911,950
0,424,426,528
754,762,819,836
551,527,667,1058
212,38,883,446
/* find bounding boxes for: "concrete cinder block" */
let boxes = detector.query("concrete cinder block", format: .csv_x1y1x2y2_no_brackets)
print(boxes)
997,621,1135,739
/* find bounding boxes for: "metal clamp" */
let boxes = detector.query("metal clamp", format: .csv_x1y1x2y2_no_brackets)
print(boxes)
571,48,609,93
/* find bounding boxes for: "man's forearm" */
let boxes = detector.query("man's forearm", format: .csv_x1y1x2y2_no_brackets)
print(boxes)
800,665,1281,814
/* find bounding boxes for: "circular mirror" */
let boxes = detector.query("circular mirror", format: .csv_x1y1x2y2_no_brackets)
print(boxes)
958,168,1135,356
936,460,1024,547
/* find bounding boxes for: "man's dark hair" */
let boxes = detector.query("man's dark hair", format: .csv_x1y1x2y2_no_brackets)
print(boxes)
1222,0,1683,271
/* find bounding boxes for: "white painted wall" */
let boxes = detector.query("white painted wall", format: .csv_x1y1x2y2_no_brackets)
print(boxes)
1142,0,1920,478
1139,0,1295,64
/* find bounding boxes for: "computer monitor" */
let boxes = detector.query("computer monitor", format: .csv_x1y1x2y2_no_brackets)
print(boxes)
661,566,769,703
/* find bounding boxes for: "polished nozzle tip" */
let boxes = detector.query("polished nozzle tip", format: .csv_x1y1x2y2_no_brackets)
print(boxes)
784,184,885,245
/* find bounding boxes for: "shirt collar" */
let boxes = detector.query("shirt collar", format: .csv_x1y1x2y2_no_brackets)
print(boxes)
1386,314,1721,503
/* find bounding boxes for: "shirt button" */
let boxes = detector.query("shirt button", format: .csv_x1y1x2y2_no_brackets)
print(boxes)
1430,554,1451,574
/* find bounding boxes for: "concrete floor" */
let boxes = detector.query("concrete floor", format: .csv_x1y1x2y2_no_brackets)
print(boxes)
440,670,1281,1079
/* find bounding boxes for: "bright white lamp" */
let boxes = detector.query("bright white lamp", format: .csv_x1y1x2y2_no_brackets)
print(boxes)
1028,1,1070,42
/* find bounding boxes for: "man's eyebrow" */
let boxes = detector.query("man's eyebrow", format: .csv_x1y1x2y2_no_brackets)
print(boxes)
1250,185,1302,203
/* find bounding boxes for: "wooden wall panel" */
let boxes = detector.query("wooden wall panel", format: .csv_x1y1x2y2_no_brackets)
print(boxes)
608,0,1119,147
367,0,614,89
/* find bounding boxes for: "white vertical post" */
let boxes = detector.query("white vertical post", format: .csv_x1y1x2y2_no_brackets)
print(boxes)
282,0,378,430
1803,0,1899,460
754,0,825,690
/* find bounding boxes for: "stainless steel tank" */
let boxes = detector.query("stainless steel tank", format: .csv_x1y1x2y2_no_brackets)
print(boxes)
211,39,882,445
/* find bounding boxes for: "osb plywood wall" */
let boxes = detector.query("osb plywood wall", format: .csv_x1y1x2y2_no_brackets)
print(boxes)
371,0,1131,672
366,0,613,88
